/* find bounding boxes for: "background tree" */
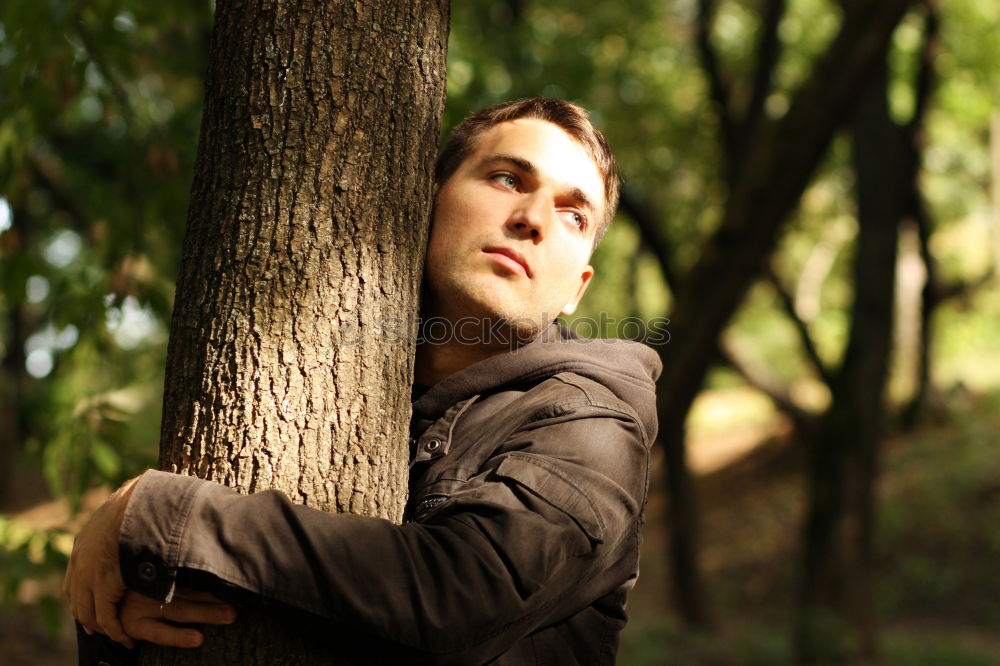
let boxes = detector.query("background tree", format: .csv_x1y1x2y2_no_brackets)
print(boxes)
144,0,449,663
795,41,907,665
649,0,915,625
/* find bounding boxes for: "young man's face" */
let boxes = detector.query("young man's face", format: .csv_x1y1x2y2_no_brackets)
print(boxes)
423,118,603,341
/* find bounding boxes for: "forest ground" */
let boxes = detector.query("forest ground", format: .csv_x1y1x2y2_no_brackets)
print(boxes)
622,387,1000,665
2,388,998,666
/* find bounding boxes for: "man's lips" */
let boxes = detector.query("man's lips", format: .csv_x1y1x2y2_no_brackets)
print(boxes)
483,247,532,277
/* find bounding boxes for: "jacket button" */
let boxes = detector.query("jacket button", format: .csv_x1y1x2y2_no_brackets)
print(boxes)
423,439,442,453
137,561,158,583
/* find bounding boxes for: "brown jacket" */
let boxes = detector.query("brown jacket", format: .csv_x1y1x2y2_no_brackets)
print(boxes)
108,323,660,665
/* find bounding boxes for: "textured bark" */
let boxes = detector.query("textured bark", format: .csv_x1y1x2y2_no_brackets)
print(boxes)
659,0,914,626
795,54,905,666
143,0,449,663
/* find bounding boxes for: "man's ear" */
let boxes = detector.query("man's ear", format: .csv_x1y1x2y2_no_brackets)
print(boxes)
560,265,595,316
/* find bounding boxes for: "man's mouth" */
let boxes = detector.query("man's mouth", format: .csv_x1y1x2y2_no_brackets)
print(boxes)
483,247,532,278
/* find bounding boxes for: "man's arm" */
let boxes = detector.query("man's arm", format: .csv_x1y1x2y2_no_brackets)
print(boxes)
72,413,647,660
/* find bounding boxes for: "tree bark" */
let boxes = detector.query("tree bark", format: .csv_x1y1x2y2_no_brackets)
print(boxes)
795,52,906,666
142,0,449,663
659,0,914,627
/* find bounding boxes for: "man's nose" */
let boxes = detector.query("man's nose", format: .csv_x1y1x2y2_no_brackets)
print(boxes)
506,191,550,241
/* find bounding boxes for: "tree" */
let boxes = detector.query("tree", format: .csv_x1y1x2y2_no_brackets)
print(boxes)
0,199,29,507
796,2,939,661
142,1,449,663
651,0,915,625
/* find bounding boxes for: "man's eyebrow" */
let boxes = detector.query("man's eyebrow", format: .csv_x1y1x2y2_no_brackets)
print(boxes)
566,186,595,214
478,153,536,175
477,153,595,212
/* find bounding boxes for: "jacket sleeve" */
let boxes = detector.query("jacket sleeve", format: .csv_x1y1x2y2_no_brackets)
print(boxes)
118,412,647,661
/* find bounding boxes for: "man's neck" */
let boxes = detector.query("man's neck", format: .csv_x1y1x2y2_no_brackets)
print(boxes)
413,338,507,386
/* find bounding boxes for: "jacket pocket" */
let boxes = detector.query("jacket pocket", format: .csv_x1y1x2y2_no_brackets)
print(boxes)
494,453,606,544
412,493,450,520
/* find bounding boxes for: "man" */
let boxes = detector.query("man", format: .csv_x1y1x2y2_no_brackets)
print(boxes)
64,98,661,664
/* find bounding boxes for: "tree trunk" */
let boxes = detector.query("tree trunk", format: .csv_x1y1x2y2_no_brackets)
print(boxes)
992,113,1000,280
142,0,449,663
659,0,914,626
900,0,941,431
0,306,26,508
0,198,30,509
795,56,905,666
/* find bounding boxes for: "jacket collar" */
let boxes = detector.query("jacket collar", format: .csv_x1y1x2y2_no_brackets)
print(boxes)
411,321,661,440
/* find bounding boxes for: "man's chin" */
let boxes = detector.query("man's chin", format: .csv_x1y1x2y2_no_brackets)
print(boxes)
420,309,548,350
494,316,544,350
421,285,557,347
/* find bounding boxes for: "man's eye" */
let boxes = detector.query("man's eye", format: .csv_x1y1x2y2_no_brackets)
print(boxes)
491,173,517,189
559,210,586,230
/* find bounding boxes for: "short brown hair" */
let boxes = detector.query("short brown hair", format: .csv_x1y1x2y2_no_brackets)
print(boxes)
435,98,620,247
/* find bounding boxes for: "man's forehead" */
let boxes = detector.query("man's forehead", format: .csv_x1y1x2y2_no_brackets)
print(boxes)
470,119,585,160
466,119,604,212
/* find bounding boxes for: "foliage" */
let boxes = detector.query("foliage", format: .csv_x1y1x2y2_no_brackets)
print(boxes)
0,516,71,637
0,0,210,621
0,0,211,502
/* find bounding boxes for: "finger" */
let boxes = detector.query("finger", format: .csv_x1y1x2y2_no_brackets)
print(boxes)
162,599,237,626
127,617,204,649
69,582,102,638
63,552,80,608
173,588,226,604
92,569,129,640
61,564,71,603
120,592,157,639
95,596,134,649
72,586,98,635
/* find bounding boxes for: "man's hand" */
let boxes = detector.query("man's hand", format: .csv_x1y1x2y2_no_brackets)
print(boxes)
63,475,142,645
120,589,238,648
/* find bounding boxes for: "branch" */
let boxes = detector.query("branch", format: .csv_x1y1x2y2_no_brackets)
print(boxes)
696,0,737,158
26,152,91,235
718,338,818,432
619,186,680,292
900,198,936,430
624,183,818,429
908,176,938,301
897,1,942,429
764,264,835,387
741,0,786,139
908,0,940,134
934,271,993,303
75,18,135,126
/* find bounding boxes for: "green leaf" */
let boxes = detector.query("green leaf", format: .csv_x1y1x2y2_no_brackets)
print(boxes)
90,439,121,477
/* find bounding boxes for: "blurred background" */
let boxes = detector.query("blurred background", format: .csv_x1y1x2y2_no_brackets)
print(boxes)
1,0,997,664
